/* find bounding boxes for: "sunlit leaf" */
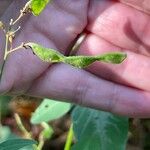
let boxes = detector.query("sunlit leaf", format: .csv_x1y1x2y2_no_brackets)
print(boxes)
0,139,37,150
25,42,127,68
31,99,71,124
31,0,51,16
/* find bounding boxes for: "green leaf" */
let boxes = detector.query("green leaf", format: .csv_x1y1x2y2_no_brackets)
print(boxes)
0,96,11,117
25,42,126,68
20,146,34,150
31,0,50,16
71,106,129,150
0,126,11,142
31,99,71,124
0,139,37,150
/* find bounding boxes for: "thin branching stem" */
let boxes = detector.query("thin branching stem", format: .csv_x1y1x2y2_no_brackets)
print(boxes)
0,33,9,80
4,34,9,60
6,43,24,56
14,113,32,139
11,1,32,25
37,122,52,150
0,1,31,82
37,133,44,150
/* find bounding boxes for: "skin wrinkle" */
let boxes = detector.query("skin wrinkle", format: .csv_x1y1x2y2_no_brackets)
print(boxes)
139,19,150,54
86,79,121,113
107,83,119,114
123,21,150,56
120,0,150,14
71,74,90,106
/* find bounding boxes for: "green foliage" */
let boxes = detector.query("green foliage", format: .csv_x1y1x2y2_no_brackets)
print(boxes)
0,139,37,150
31,99,71,124
71,106,129,150
0,96,11,117
30,0,50,16
20,146,34,150
25,42,127,68
0,126,12,141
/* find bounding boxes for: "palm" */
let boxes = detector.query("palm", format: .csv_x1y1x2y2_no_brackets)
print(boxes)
0,0,150,117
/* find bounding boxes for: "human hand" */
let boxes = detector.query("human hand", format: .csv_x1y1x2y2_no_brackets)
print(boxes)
0,0,150,118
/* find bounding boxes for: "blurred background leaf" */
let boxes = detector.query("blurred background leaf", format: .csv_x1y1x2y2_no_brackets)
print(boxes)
72,106,128,150
31,99,71,124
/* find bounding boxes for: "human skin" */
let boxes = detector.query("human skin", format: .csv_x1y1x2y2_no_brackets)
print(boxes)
0,0,11,17
0,0,150,118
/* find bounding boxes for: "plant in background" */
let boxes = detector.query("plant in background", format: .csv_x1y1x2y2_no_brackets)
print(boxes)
0,0,128,150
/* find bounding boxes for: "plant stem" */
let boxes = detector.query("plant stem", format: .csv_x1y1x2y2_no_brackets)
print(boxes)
37,122,52,150
64,124,74,150
11,0,32,25
4,34,9,61
15,113,39,150
0,33,9,80
0,0,31,80
6,43,24,56
37,134,44,150
14,113,32,139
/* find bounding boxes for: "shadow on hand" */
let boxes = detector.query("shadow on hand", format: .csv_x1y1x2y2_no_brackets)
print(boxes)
124,20,150,55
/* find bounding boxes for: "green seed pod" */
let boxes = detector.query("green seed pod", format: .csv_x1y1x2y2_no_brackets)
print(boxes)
25,42,127,68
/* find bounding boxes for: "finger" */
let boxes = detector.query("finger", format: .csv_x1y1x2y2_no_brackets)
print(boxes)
120,0,150,14
0,0,12,17
88,0,150,56
0,0,89,94
77,34,150,92
26,63,150,118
